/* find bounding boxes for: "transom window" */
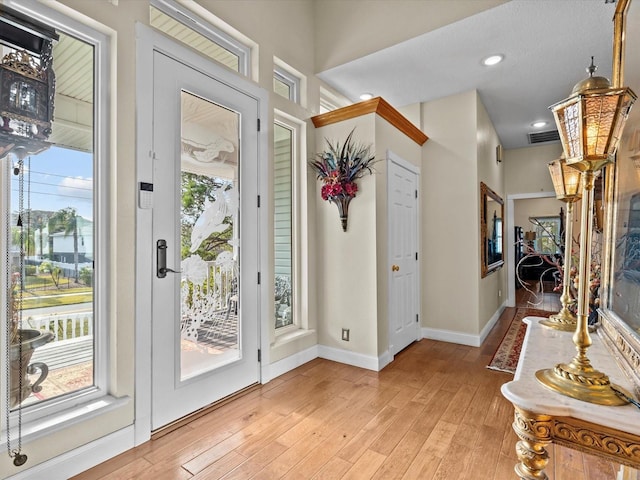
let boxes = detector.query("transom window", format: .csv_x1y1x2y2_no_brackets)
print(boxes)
274,67,299,103
150,0,250,76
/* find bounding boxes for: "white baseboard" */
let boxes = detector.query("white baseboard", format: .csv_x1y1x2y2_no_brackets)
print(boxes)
421,327,482,347
317,345,381,371
7,426,135,480
264,345,319,382
421,303,507,347
267,344,392,378
378,350,393,371
479,302,506,345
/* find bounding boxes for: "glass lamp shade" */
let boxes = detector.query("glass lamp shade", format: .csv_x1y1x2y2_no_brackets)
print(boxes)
551,83,637,172
548,157,582,201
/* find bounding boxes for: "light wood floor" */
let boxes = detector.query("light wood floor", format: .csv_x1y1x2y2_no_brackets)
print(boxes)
73,289,621,480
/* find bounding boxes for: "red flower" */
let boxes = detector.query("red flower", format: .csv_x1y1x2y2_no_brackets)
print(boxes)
344,182,358,197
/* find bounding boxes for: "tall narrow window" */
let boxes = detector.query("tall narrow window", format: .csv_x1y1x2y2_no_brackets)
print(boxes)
3,30,96,409
274,123,293,328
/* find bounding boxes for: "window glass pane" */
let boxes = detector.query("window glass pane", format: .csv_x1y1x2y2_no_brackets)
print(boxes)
150,6,240,72
274,124,293,328
274,77,291,100
534,217,561,254
5,32,95,409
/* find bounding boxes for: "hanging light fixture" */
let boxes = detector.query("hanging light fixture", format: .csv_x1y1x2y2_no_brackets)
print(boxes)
0,4,58,160
536,58,637,405
540,156,581,331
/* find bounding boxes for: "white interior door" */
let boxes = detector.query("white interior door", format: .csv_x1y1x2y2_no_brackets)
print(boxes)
151,51,260,430
388,156,420,356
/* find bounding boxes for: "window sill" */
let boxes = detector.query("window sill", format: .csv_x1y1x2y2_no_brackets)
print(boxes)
1,395,131,450
273,328,316,347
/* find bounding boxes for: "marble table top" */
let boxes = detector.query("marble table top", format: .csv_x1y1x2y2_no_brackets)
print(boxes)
501,316,640,436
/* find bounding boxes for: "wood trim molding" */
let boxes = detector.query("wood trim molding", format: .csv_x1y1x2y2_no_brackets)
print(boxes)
311,97,429,146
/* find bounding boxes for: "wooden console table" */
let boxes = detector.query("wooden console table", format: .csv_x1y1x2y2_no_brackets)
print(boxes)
501,317,640,480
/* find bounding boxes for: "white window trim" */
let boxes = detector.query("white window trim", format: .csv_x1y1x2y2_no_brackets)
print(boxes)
0,0,122,440
274,68,299,103
151,0,251,78
273,112,308,338
274,57,306,107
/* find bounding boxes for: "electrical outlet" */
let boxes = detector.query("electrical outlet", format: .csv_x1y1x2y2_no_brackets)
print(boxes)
498,289,502,297
341,328,350,341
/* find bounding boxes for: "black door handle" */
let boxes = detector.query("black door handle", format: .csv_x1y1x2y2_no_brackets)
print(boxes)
157,239,181,278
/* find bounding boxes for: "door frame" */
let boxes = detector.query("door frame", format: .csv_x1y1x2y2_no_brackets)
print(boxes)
386,150,421,360
134,24,269,445
506,191,556,308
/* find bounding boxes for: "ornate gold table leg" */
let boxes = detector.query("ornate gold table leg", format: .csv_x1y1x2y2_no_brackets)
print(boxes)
512,407,553,480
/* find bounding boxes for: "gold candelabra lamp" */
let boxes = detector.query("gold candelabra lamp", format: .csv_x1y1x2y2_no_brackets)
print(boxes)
536,58,637,405
540,157,581,331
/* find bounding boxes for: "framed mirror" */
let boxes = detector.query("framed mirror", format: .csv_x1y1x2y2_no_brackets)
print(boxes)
598,0,640,397
481,182,504,277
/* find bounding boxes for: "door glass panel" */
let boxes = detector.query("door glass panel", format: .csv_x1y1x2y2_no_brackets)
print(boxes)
179,91,239,381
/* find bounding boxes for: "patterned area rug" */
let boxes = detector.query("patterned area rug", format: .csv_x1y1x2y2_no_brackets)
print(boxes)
487,308,551,374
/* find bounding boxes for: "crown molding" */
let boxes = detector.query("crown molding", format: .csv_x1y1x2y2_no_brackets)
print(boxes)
311,97,428,146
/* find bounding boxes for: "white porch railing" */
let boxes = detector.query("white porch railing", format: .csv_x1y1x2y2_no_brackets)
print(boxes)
26,312,93,342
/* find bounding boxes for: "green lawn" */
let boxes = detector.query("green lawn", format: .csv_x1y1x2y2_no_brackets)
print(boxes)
22,292,93,310
17,274,93,309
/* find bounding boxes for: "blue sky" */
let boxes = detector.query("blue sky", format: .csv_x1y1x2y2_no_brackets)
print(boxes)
10,146,93,221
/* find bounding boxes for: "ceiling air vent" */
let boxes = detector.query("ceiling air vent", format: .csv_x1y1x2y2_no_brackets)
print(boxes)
528,129,560,144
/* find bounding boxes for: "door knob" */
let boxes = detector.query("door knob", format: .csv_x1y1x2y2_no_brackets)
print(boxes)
392,264,400,272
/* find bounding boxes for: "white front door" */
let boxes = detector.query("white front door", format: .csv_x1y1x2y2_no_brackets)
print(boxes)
388,155,420,356
151,51,260,430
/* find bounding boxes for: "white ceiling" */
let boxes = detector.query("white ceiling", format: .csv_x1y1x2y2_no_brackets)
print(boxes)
317,0,622,150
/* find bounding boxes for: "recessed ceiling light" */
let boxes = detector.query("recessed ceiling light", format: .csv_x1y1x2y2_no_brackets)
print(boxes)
359,93,374,101
482,54,504,66
531,121,548,128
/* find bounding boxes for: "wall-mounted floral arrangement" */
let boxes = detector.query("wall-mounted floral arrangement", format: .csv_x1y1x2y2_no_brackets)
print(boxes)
309,129,376,231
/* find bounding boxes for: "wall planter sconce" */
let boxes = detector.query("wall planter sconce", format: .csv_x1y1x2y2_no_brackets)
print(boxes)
309,129,376,232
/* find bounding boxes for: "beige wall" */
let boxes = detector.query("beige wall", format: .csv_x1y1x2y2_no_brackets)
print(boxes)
477,94,505,334
515,197,565,232
314,115,379,355
313,0,505,72
313,112,421,359
504,143,562,195
421,90,479,335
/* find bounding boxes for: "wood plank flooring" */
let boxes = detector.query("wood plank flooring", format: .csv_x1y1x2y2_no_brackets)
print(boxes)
73,288,623,480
